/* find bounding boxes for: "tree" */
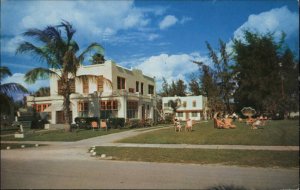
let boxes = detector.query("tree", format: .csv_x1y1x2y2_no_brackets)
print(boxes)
91,53,105,64
206,40,235,114
16,21,104,130
34,87,50,97
188,73,201,96
175,79,187,96
277,48,299,117
0,66,28,97
0,66,28,116
232,30,298,117
192,61,224,118
161,79,187,97
159,77,170,97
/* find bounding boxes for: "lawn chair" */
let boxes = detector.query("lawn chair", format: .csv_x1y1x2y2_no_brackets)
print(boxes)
214,118,226,129
100,119,107,131
224,118,236,129
91,121,99,131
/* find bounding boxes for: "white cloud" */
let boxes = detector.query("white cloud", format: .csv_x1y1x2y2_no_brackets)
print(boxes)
2,73,49,93
148,34,160,41
233,6,298,41
159,15,178,29
179,16,192,24
1,0,160,47
134,53,209,91
2,36,25,53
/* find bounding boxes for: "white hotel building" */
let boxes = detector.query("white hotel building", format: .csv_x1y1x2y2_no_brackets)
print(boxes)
162,96,209,121
26,60,157,124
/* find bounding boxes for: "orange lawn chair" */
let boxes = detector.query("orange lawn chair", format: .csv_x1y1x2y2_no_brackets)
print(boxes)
100,119,108,131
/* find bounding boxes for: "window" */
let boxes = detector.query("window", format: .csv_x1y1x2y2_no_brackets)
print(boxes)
193,101,196,107
177,112,183,117
97,76,103,92
129,88,135,93
33,103,51,112
82,78,89,94
148,85,154,95
183,101,187,108
136,81,139,92
58,79,75,95
100,100,118,119
117,77,126,89
141,83,144,95
100,100,118,110
112,101,117,110
192,112,198,117
78,101,89,117
127,101,138,118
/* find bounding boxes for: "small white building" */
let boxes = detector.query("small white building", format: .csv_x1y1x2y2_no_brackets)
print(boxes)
162,96,208,121
26,60,157,124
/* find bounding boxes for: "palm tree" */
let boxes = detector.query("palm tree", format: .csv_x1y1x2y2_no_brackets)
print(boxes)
34,87,50,97
0,66,28,117
0,66,28,97
16,21,105,131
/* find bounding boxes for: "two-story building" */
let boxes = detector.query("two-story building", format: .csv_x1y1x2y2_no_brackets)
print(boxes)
162,96,208,121
26,60,157,124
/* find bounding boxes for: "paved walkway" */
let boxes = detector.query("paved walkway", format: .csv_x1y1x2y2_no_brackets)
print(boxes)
1,126,299,151
2,126,299,189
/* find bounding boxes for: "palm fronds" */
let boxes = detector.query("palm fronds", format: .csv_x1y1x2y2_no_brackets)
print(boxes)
0,83,28,96
58,20,76,44
23,28,51,44
78,43,104,64
0,66,12,81
24,68,59,83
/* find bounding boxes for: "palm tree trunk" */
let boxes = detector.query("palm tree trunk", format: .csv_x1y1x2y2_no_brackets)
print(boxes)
63,94,71,132
61,74,71,132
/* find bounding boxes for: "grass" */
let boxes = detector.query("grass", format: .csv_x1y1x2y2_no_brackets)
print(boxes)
118,120,299,146
1,143,46,150
0,128,129,142
94,146,299,168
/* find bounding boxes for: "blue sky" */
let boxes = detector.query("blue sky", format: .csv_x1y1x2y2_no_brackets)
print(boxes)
1,0,299,95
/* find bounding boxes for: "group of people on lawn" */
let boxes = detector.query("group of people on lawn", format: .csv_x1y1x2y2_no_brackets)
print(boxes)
214,112,267,129
173,112,268,132
173,117,193,132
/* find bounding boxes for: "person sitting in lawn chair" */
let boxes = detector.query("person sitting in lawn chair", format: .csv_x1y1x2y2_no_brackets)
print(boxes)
185,118,193,132
251,117,264,129
223,118,236,129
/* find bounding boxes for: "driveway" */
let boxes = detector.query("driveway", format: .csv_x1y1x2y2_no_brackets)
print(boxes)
1,127,299,189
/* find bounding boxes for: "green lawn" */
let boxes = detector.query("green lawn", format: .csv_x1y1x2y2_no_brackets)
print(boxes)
0,128,129,142
94,146,299,168
118,120,299,146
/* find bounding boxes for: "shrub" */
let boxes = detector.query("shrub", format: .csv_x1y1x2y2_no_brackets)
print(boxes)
125,119,143,128
164,114,174,124
108,118,125,129
74,117,100,129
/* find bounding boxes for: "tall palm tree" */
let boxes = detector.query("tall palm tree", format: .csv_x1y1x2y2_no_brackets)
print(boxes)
0,66,28,116
16,21,105,131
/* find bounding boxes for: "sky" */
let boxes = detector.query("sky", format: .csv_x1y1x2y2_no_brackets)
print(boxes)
1,0,299,97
